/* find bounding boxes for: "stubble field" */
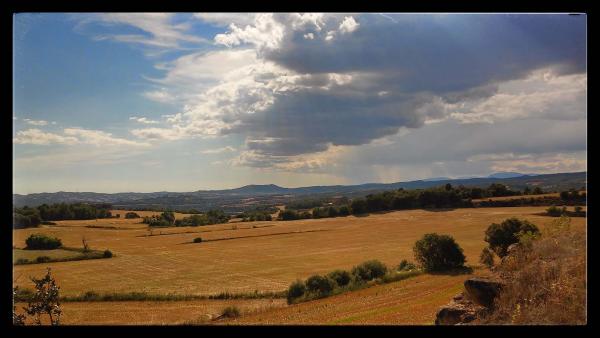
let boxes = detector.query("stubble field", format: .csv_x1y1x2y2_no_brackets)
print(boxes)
12,206,586,324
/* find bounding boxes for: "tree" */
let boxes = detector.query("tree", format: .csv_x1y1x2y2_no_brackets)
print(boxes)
413,233,466,272
351,260,388,282
305,275,335,295
24,268,62,325
287,280,306,303
327,270,351,287
25,234,62,250
484,218,540,257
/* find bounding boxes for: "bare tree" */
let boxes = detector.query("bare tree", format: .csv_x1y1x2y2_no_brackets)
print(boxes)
24,268,62,325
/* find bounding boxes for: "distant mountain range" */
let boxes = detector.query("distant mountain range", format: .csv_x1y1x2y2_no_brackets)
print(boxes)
13,171,586,212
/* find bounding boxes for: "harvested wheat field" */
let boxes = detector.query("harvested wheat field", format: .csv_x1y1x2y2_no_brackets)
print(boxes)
221,271,489,325
14,299,287,325
13,207,585,298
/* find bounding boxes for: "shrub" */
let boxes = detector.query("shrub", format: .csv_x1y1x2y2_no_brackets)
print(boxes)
24,268,62,325
36,256,51,263
305,275,335,295
546,206,566,217
287,280,306,303
193,237,203,243
221,306,240,318
351,260,388,282
480,247,495,268
413,233,466,272
124,212,140,219
484,218,540,257
103,250,113,258
25,234,62,250
16,258,30,265
397,259,417,271
327,270,351,287
40,221,57,225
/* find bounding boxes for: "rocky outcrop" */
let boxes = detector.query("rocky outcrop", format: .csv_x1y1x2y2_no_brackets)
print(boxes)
435,293,487,325
464,277,505,308
435,277,505,325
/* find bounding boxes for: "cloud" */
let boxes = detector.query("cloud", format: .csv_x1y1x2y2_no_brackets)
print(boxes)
23,118,49,126
339,16,359,34
200,146,236,154
14,129,79,145
14,127,150,147
129,116,160,124
120,14,586,173
80,13,208,51
193,13,258,27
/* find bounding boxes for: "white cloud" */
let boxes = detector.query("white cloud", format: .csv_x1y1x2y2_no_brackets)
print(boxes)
193,13,258,27
303,32,314,40
129,116,160,124
86,13,208,50
338,16,359,34
14,127,149,147
214,13,286,50
200,146,237,154
23,118,49,126
14,129,78,145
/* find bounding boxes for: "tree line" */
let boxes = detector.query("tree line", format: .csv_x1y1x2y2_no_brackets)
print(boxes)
13,203,113,229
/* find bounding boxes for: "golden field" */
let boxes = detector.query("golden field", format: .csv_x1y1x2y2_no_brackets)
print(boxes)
12,206,586,325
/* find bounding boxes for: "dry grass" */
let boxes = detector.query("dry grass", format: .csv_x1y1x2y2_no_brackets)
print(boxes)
13,207,585,298
479,217,587,324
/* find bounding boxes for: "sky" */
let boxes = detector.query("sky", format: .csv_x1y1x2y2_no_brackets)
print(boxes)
12,13,587,194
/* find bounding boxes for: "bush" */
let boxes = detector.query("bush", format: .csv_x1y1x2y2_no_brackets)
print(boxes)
103,250,113,258
546,206,566,217
221,306,240,318
287,280,306,303
413,233,466,272
351,260,388,282
25,234,62,250
327,270,351,287
124,212,140,219
484,218,540,257
193,237,203,243
305,275,335,295
36,256,51,263
397,259,417,271
16,258,30,265
480,247,495,268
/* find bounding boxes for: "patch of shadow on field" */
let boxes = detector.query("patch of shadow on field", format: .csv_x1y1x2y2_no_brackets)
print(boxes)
427,266,474,276
136,224,277,238
51,224,134,230
422,208,457,212
182,229,331,244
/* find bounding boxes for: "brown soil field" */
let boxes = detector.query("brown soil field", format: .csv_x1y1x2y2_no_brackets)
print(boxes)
13,207,586,299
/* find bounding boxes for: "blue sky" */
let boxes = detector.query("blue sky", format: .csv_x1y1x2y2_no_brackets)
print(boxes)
13,13,587,194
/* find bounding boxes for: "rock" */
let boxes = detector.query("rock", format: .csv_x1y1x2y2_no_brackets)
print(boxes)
435,292,486,325
464,277,505,308
506,243,521,255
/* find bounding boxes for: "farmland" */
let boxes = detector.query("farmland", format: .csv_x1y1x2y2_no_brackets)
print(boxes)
12,206,586,324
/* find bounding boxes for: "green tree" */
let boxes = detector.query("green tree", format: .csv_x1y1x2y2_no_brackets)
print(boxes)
484,218,540,257
413,233,466,272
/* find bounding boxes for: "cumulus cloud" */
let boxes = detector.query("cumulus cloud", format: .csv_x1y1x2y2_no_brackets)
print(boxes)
128,13,586,174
